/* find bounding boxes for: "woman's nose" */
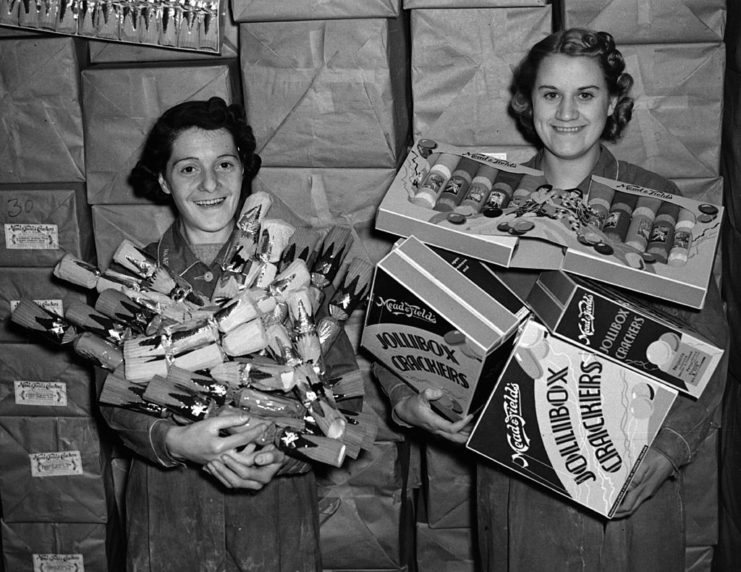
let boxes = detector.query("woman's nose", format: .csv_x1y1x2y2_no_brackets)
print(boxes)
200,169,218,192
556,97,578,121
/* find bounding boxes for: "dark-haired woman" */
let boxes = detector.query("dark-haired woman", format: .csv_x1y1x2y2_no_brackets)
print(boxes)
100,97,355,571
374,29,728,570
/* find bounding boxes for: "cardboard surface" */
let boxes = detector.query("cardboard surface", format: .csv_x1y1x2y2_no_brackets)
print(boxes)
410,7,551,148
362,236,527,421
563,0,725,44
0,37,85,183
239,18,410,168
82,64,235,204
467,318,677,518
317,485,404,570
604,43,724,179
416,523,477,572
231,0,401,22
0,344,94,417
423,441,476,529
0,416,113,523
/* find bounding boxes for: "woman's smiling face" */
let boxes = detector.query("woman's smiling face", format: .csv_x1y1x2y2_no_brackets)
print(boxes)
532,54,617,165
159,127,244,245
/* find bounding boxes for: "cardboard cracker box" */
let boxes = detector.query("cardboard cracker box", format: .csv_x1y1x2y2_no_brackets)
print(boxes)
375,139,563,269
375,139,723,309
527,270,724,399
0,187,94,267
563,0,725,44
605,43,724,180
0,416,114,523
467,317,677,518
410,7,551,149
0,344,94,417
0,37,85,184
0,267,88,343
239,17,410,169
230,0,401,22
361,236,528,422
1,520,120,572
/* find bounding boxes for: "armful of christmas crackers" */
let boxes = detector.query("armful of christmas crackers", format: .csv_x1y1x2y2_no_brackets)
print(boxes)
10,192,376,469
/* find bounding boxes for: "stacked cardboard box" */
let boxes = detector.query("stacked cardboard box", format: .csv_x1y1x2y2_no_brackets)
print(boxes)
0,36,121,571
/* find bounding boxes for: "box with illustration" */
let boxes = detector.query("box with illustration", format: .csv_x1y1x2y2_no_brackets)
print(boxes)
375,139,723,309
526,270,724,399
361,236,529,422
466,317,677,518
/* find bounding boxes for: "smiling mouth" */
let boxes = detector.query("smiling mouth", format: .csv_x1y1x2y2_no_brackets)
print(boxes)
553,126,583,133
194,198,226,207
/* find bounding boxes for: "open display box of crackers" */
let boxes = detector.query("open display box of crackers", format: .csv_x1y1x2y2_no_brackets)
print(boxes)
375,139,723,309
361,236,529,422
466,317,677,519
526,270,724,399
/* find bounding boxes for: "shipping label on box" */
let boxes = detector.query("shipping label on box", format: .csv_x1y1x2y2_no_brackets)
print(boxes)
2,521,110,572
361,236,526,421
467,318,677,518
0,344,93,417
0,416,112,523
527,270,724,399
376,139,723,309
0,189,90,266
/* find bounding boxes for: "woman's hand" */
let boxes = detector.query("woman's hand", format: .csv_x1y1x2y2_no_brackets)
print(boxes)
394,388,474,444
613,447,674,518
164,413,271,465
204,443,285,490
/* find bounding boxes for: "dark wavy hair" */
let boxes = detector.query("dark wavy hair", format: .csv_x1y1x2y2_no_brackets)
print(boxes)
509,28,634,144
128,97,262,202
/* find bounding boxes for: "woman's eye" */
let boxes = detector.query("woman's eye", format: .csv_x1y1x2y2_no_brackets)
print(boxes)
578,92,595,101
180,165,197,175
543,91,560,101
219,161,235,170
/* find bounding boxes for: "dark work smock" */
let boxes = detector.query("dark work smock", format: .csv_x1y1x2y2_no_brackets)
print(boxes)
374,146,729,571
101,212,358,571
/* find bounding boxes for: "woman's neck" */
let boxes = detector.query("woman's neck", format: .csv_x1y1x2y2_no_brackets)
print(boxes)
540,146,602,189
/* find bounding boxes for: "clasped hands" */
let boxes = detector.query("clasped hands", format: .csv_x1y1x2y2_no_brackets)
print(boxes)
165,412,285,490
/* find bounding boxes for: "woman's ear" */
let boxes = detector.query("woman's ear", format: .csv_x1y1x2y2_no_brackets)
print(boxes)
158,174,172,195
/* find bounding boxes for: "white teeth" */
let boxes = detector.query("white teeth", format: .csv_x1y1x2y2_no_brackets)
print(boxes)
195,198,225,206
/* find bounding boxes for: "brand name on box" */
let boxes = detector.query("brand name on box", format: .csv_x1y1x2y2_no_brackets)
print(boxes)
503,382,531,468
374,295,436,324
576,293,645,360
